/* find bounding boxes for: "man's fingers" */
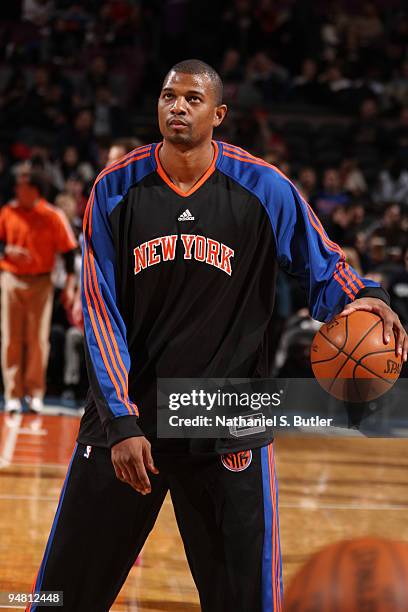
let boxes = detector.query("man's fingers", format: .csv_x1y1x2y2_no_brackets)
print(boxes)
403,331,408,362
338,304,373,317
382,315,394,344
394,320,408,361
117,461,147,494
395,322,403,357
111,438,157,495
337,307,354,318
113,463,128,484
133,459,151,494
143,444,159,475
125,460,147,494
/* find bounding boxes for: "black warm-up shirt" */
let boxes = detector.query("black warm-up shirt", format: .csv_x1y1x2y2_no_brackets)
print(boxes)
77,141,388,452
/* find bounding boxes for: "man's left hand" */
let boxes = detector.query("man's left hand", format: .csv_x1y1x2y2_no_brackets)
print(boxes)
338,298,408,362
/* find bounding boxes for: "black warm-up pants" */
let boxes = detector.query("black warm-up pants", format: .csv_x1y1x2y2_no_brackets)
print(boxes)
27,442,282,612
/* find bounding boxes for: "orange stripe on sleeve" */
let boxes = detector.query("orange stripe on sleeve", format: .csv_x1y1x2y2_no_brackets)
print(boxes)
84,190,138,414
344,261,365,290
82,150,154,411
85,244,137,415
336,261,359,295
83,240,136,415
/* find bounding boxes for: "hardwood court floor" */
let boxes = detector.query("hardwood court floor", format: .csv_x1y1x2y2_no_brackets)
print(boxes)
1,413,408,610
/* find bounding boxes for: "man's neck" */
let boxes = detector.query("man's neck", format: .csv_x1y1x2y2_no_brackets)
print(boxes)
159,139,214,193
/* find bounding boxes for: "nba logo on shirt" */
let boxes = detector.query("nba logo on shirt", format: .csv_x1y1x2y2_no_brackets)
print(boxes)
84,445,92,459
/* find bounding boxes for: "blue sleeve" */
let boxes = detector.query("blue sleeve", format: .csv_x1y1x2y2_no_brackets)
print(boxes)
265,177,386,322
82,177,143,447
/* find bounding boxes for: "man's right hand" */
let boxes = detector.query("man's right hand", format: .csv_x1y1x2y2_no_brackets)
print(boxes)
5,245,32,263
111,436,159,495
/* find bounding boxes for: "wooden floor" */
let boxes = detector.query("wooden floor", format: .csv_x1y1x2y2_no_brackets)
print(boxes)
1,413,408,610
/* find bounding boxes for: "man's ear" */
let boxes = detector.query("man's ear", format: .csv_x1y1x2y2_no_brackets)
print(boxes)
214,104,228,127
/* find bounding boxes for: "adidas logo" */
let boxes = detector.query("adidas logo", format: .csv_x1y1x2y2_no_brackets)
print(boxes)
178,209,195,221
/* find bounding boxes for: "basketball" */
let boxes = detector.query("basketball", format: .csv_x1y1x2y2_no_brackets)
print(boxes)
311,311,403,402
284,537,408,612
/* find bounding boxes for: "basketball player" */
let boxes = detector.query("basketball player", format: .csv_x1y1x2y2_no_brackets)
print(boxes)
27,60,407,612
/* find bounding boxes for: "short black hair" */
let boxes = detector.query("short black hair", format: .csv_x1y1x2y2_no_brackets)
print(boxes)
165,59,223,105
14,168,46,197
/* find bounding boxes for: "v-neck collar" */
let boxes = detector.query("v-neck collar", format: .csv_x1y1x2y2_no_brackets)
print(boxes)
154,141,219,198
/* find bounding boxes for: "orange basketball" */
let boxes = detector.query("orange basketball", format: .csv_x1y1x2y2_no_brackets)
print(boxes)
311,311,402,402
284,537,408,612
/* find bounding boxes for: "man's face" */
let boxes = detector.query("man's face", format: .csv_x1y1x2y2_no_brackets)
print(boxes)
323,169,340,192
15,176,39,208
384,205,400,227
158,71,226,147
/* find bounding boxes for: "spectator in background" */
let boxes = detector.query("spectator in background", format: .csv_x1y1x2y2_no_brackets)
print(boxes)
393,106,408,167
234,111,265,154
319,62,354,111
374,158,408,204
347,2,384,52
56,108,98,165
80,56,110,105
350,98,384,155
367,234,387,271
387,59,408,109
291,58,323,105
23,0,54,27
93,86,124,138
59,146,94,184
389,245,408,326
54,192,82,238
107,137,143,165
0,153,14,206
326,205,353,246
64,173,87,217
369,202,407,252
347,200,367,233
339,158,368,196
29,143,65,193
0,169,77,414
246,51,289,103
219,48,243,103
296,165,317,202
353,231,372,273
314,167,350,220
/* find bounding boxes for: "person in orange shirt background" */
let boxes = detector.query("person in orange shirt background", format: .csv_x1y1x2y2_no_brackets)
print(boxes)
0,168,77,414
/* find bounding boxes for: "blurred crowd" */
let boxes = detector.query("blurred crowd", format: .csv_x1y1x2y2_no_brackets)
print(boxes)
0,0,407,402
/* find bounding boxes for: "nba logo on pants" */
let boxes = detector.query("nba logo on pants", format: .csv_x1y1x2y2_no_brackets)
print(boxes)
84,445,92,459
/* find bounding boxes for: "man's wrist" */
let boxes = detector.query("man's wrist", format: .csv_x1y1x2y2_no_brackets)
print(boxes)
354,286,390,306
106,415,144,448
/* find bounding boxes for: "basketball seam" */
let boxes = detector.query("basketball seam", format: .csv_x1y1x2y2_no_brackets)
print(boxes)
317,316,349,353
311,317,348,365
352,352,396,386
314,328,396,383
328,319,382,390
